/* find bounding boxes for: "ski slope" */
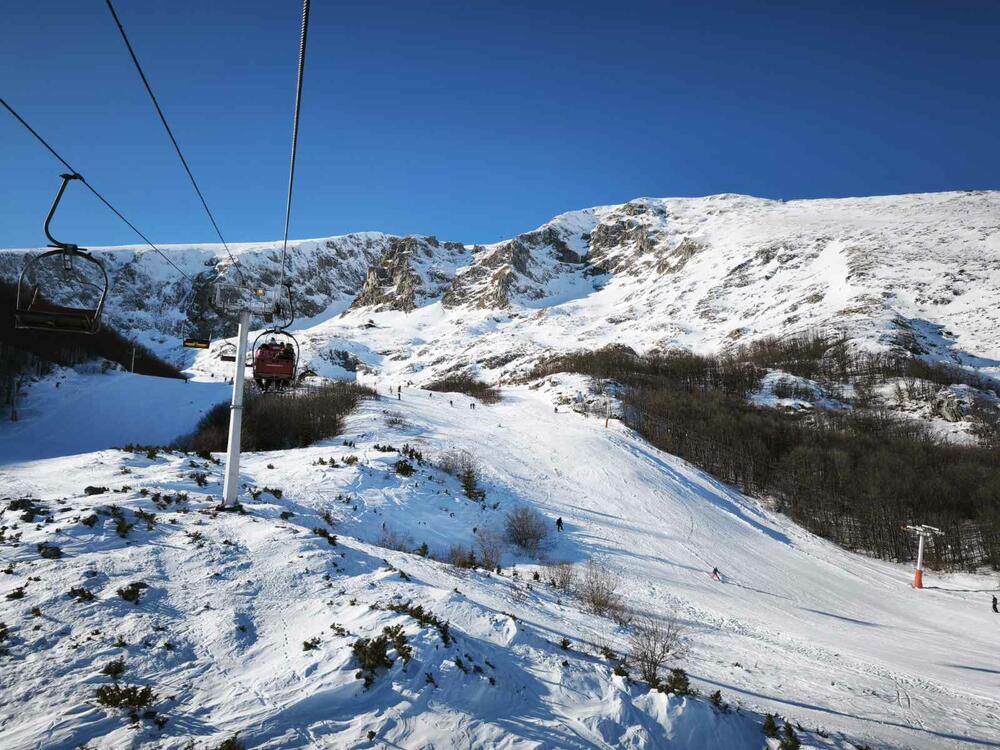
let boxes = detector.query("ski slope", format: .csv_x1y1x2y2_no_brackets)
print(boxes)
0,370,229,463
0,382,997,748
353,383,1000,750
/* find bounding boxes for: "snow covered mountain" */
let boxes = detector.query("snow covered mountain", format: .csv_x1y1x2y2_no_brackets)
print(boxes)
3,190,999,385
3,192,1000,750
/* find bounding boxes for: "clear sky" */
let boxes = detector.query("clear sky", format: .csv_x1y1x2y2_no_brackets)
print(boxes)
2,1,998,249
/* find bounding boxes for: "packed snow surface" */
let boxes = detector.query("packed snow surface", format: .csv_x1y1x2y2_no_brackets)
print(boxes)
0,383,997,749
0,370,229,462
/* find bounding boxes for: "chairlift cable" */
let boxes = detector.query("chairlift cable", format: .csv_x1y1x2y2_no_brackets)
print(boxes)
278,0,311,293
0,96,192,281
104,0,245,285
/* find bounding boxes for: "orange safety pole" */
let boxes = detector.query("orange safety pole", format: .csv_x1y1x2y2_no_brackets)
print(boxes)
913,532,926,589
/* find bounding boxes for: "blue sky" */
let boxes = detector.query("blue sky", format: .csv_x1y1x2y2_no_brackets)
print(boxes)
2,1,998,249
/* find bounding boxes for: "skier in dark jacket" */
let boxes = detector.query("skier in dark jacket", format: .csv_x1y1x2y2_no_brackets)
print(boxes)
711,567,722,582
993,595,998,613
556,517,564,532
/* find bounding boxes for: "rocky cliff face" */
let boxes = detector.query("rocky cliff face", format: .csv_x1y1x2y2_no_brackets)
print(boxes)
350,236,467,312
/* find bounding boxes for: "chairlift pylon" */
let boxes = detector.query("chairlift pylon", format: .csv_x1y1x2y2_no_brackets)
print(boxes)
14,174,109,334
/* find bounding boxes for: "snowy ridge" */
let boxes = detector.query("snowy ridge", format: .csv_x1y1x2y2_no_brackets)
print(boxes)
3,190,1000,384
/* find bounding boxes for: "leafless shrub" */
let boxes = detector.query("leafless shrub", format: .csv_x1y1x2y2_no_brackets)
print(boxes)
425,373,501,404
385,412,409,428
378,526,413,552
437,449,485,500
446,545,477,569
504,507,549,555
546,561,577,592
510,581,529,604
609,601,634,627
579,559,621,615
474,528,504,570
628,616,687,686
181,382,373,452
592,631,617,661
772,379,815,401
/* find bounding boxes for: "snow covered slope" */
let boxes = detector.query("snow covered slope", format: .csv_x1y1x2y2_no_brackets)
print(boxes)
0,370,229,463
1,385,997,749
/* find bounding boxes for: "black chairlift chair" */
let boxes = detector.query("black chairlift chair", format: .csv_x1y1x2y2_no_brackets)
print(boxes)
14,174,109,334
217,342,237,362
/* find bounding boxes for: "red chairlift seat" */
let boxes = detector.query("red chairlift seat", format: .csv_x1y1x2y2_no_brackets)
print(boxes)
251,330,299,392
16,294,100,333
254,344,296,379
14,175,108,335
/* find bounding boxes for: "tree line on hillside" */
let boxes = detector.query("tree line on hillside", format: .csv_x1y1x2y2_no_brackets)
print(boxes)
531,337,1000,570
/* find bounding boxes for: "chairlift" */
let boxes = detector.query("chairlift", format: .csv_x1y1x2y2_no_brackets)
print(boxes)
14,174,109,334
217,342,237,362
214,283,294,329
183,338,210,349
251,328,299,393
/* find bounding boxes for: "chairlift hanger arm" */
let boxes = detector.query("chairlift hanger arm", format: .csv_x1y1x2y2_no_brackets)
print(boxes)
44,173,83,250
14,174,109,334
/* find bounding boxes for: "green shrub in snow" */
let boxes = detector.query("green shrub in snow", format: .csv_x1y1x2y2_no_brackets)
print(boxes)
762,713,779,737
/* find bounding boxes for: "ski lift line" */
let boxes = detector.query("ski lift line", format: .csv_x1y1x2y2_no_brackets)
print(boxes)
104,0,245,286
0,96,192,282
278,0,311,291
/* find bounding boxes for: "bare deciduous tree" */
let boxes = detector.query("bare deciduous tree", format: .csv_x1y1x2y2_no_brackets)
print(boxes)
475,527,504,570
378,526,413,552
579,559,621,615
628,616,687,686
547,561,577,592
504,507,549,555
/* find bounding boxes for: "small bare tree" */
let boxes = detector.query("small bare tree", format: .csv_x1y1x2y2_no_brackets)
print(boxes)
437,449,485,500
504,507,549,555
378,526,413,552
446,544,477,568
628,616,687,687
609,601,634,627
547,561,577,593
475,527,504,570
579,558,621,615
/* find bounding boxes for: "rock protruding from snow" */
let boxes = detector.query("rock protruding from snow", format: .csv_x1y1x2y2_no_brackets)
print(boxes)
350,236,467,313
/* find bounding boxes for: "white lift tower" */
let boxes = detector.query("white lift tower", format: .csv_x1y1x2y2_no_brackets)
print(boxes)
902,524,943,589
215,285,283,509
